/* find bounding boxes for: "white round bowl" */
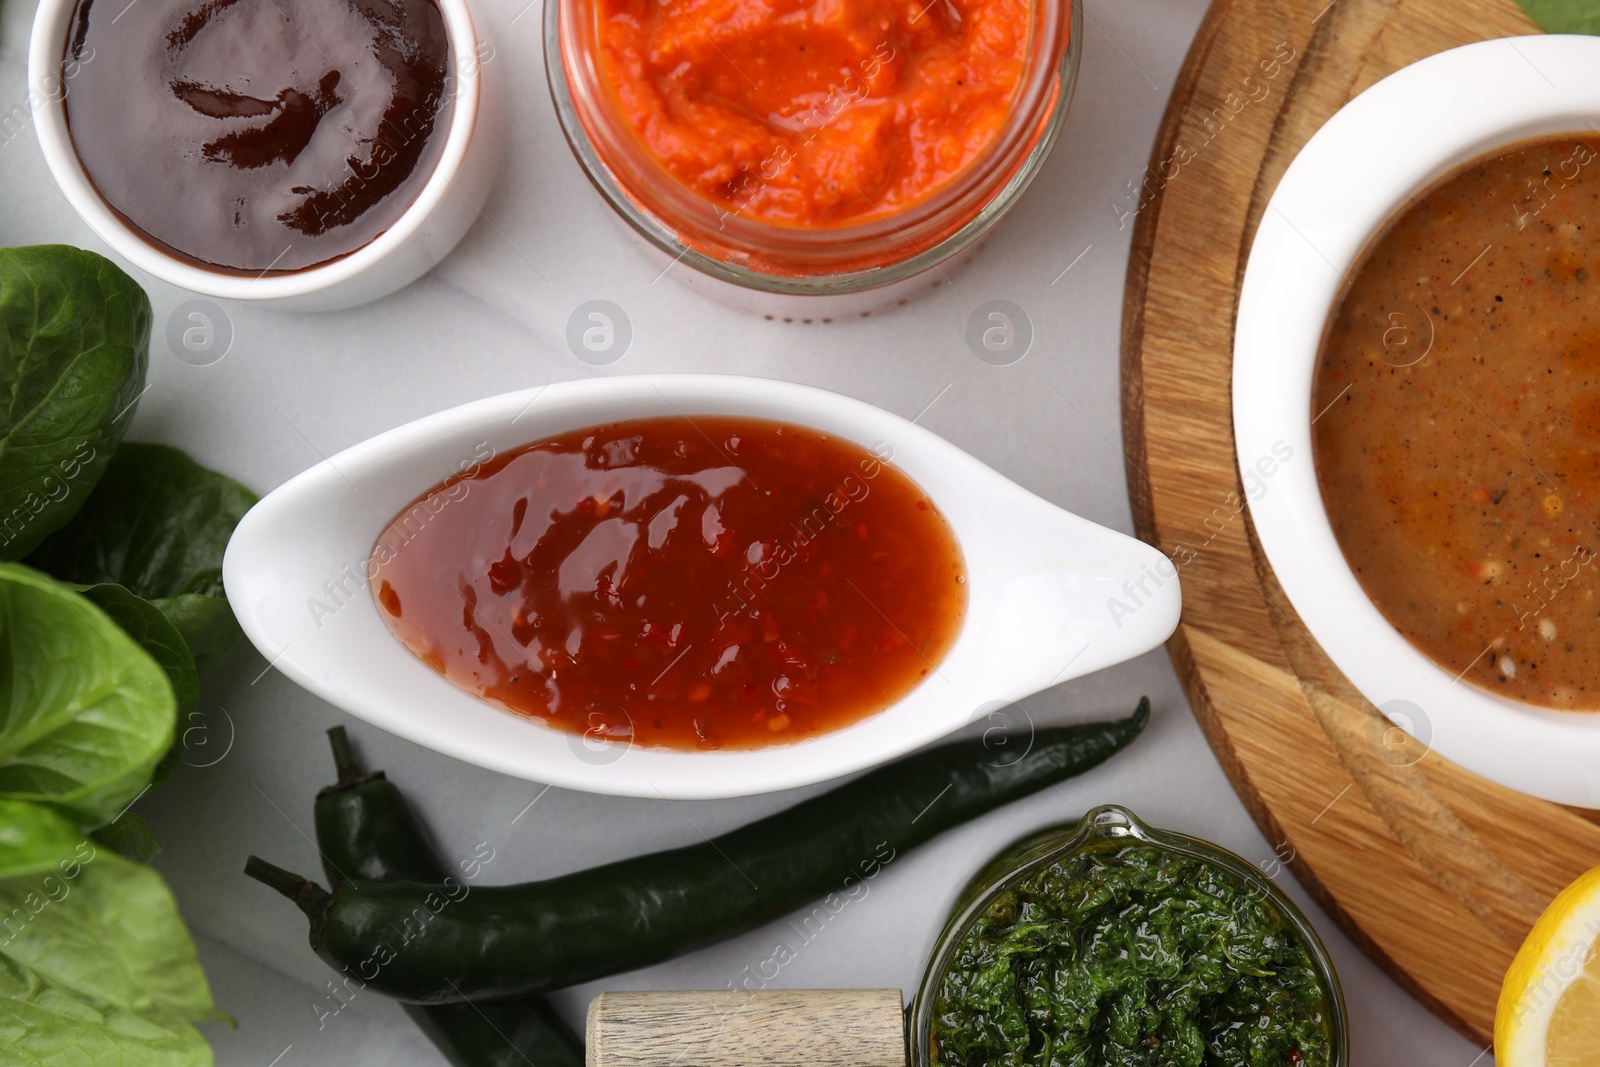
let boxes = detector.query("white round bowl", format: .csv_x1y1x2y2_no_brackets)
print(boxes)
28,0,502,311
224,374,1181,799
1235,35,1600,808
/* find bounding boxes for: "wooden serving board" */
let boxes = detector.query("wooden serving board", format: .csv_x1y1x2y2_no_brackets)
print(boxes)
1119,0,1599,1046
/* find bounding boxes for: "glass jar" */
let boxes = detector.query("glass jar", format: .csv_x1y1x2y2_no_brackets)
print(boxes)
908,804,1351,1067
544,0,1083,308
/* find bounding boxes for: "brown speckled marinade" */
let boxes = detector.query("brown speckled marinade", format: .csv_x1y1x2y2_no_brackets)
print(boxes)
1313,135,1600,709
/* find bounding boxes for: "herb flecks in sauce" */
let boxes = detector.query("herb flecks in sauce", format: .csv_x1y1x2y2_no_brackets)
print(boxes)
932,843,1331,1067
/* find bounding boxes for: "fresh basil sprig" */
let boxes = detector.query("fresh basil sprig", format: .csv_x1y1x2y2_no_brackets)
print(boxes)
0,246,257,1066
0,565,219,1061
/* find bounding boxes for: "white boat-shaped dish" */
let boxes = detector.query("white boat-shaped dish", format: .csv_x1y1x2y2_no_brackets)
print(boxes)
1234,36,1600,808
224,374,1180,798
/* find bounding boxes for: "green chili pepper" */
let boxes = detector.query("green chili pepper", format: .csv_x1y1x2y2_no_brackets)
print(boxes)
315,728,583,1067
248,699,1148,1004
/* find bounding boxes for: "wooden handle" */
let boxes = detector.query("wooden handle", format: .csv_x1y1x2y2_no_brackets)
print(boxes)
586,989,907,1067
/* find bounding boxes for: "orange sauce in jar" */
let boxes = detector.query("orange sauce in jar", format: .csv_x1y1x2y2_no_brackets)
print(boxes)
371,417,967,750
592,0,1032,227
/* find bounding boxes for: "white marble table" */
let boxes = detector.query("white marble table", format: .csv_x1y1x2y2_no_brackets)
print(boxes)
0,0,1490,1061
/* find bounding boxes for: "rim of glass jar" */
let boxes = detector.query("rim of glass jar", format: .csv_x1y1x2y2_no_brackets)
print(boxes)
906,804,1352,1067
544,0,1083,294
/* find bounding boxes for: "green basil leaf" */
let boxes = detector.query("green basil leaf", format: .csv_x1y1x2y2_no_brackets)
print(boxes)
152,593,243,678
0,799,85,880
0,845,217,1018
75,583,198,721
0,246,150,561
0,966,213,1067
0,564,175,826
90,812,162,864
0,844,219,1064
25,442,257,674
1517,0,1600,32
149,734,185,790
26,443,256,599
72,584,198,790
65,588,195,790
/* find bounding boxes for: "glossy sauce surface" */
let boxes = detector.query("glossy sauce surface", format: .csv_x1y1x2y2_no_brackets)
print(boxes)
63,0,453,273
593,0,1030,226
371,417,967,750
1314,136,1600,709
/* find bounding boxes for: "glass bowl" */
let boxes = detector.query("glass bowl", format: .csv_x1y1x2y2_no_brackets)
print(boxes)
908,804,1350,1067
544,0,1083,308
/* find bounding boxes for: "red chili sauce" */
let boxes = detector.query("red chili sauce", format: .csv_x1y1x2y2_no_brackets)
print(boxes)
371,417,967,750
592,0,1031,227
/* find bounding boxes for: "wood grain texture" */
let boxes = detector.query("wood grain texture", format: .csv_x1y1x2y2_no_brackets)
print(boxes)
586,990,906,1067
1119,0,1600,1045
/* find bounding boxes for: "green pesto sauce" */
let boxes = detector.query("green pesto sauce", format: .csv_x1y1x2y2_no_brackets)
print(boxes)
930,842,1332,1067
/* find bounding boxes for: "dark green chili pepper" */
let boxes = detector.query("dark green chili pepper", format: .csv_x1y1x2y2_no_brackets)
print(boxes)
315,727,583,1067
247,699,1148,1004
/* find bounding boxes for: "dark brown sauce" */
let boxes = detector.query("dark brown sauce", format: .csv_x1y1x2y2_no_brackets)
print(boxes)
370,417,968,751
62,0,453,274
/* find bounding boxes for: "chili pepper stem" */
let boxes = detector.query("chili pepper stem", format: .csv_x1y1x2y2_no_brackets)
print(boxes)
328,726,363,786
244,856,332,922
319,726,388,799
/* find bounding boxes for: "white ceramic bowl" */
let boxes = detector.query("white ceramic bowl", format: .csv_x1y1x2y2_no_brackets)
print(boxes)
28,0,502,311
1235,36,1600,808
223,375,1181,799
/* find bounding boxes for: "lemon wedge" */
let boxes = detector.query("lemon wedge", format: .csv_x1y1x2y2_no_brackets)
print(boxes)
1498,865,1600,1066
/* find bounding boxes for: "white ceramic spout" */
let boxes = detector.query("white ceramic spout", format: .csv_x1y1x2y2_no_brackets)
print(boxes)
957,478,1181,722
223,375,1180,798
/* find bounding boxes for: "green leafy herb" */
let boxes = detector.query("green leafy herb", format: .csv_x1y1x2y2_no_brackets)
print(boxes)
0,246,150,561
0,563,174,828
26,442,257,675
75,582,199,720
1517,0,1600,33
153,592,245,677
0,843,220,1065
932,843,1332,1067
0,247,226,1065
26,442,256,599
91,811,163,864
0,800,84,880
